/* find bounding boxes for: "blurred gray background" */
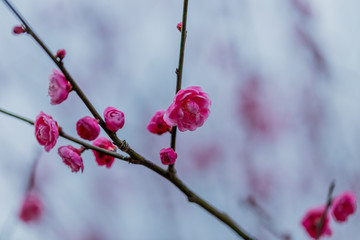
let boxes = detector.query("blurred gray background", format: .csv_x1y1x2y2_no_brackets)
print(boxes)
0,0,359,239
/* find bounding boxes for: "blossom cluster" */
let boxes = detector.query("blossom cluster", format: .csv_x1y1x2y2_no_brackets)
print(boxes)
146,86,211,165
33,68,126,173
301,191,357,239
35,65,211,170
29,49,211,223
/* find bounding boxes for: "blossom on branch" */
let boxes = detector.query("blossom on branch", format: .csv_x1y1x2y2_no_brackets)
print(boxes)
147,110,171,135
177,22,182,32
159,148,177,165
104,107,125,132
92,137,116,168
13,25,26,34
55,49,66,61
19,192,43,223
34,112,59,152
331,191,357,222
301,205,332,239
48,69,72,105
58,145,84,173
76,116,100,141
164,86,211,132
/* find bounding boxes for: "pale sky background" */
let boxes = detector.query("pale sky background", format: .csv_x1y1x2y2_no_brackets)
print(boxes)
0,0,360,239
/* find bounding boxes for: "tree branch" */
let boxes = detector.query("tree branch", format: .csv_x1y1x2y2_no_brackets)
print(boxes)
1,1,255,238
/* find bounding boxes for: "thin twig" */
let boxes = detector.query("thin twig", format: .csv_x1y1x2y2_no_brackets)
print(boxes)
1,0,127,151
315,181,335,239
0,108,33,125
1,1,255,238
0,108,129,161
245,196,291,240
0,107,254,239
168,0,189,175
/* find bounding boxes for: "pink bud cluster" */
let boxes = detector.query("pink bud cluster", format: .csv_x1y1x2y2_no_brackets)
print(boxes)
34,106,125,171
301,191,357,239
33,64,127,171
147,86,211,165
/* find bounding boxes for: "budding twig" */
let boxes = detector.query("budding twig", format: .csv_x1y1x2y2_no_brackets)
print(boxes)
1,1,255,238
0,108,128,161
168,0,189,176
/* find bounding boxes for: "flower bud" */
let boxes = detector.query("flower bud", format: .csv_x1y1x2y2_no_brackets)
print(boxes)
48,69,72,105
58,145,84,173
147,110,171,135
159,148,177,165
34,112,59,152
104,107,125,132
76,116,100,141
177,22,182,32
55,49,66,61
13,25,26,34
92,137,116,168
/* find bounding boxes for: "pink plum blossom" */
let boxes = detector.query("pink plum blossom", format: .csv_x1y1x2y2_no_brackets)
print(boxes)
147,110,171,135
19,192,43,223
177,22,182,32
55,49,66,60
13,25,26,34
164,86,211,132
48,69,72,105
104,107,125,132
301,205,332,239
159,148,177,165
58,145,84,173
34,112,59,152
76,116,100,141
331,191,357,222
92,137,116,168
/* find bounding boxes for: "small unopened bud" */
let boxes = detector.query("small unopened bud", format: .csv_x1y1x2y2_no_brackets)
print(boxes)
55,49,66,61
159,148,177,165
13,25,26,35
76,116,100,141
177,22,182,32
